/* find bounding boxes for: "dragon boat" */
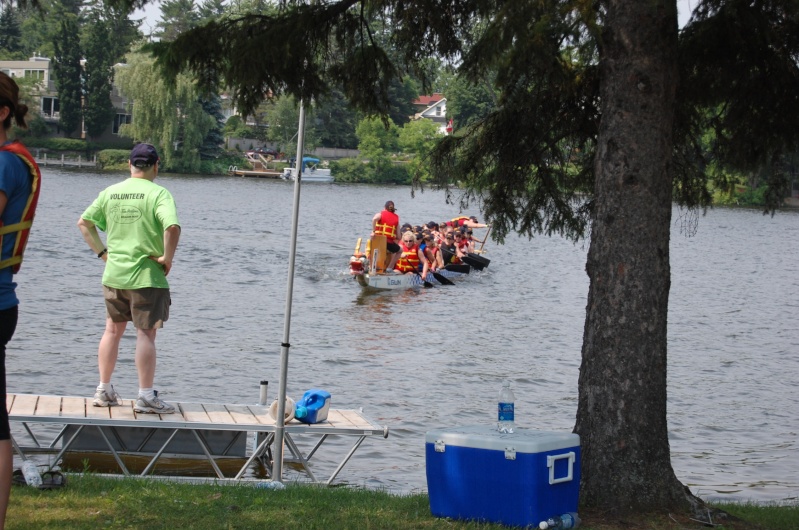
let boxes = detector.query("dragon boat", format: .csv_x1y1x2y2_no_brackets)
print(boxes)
348,236,487,290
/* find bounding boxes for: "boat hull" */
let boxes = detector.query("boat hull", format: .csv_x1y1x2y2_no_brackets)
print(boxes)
354,268,465,290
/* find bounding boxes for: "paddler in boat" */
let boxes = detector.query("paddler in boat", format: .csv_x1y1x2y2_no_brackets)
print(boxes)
395,231,430,278
371,200,401,272
453,230,472,260
426,221,443,244
422,233,445,271
440,231,459,265
445,215,488,229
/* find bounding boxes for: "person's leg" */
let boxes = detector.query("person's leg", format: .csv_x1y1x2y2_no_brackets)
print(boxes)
0,440,10,529
388,250,401,270
135,327,157,389
98,318,127,384
0,306,18,529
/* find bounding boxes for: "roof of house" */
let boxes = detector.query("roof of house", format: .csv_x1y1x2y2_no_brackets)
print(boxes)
413,93,444,107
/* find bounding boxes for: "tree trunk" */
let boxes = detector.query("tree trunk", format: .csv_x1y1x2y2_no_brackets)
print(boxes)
575,0,688,511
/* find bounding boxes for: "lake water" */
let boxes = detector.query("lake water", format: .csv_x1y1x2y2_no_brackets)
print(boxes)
7,168,798,503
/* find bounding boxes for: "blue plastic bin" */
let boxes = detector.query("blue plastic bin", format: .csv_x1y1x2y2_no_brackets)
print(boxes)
295,389,331,424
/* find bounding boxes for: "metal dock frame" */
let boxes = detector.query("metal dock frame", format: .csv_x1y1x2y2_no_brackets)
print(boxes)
7,393,389,485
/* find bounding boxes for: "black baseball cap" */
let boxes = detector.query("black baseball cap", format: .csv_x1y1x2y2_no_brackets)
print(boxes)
130,143,159,168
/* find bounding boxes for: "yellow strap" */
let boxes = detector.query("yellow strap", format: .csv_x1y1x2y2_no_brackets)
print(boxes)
0,220,32,236
0,255,22,269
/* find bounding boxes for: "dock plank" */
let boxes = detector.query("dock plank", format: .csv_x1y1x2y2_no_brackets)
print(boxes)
246,405,274,426
179,402,210,423
203,404,236,425
61,397,86,418
109,400,137,421
36,396,62,417
86,402,112,419
225,405,258,425
339,409,371,429
326,409,357,428
9,394,38,416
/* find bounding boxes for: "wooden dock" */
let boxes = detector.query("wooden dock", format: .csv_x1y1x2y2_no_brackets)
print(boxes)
34,154,97,168
8,393,388,485
228,167,285,178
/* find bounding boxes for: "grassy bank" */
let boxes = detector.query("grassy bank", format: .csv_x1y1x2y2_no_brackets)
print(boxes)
7,475,798,529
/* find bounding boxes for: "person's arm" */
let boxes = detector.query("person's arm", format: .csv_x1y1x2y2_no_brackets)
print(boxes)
435,249,445,270
371,212,381,234
152,224,181,276
77,217,108,262
418,248,429,278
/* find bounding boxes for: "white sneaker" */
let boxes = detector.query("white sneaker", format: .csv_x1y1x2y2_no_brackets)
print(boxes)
134,391,176,414
92,385,120,407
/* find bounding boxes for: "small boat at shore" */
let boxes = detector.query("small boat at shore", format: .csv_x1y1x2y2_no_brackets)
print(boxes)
349,236,487,290
282,157,334,183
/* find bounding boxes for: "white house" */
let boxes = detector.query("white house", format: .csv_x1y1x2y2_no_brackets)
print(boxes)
412,93,451,134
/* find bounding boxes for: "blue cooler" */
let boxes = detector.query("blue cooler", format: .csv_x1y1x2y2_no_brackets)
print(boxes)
295,389,331,424
425,425,580,528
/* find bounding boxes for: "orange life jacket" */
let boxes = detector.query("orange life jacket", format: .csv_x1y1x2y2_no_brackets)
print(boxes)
449,216,469,227
395,243,420,273
0,142,41,273
374,209,399,241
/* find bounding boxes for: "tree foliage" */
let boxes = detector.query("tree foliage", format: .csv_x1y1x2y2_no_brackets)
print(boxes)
83,12,117,139
115,50,213,172
198,92,224,159
0,6,24,58
51,13,83,136
155,0,201,41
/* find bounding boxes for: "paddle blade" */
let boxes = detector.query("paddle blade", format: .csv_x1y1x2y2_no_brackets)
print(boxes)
444,264,470,274
431,271,455,285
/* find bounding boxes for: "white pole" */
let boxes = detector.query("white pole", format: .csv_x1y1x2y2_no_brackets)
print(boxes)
272,98,307,482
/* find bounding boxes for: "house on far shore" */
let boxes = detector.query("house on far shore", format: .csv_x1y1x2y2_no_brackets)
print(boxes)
0,55,131,145
412,92,451,134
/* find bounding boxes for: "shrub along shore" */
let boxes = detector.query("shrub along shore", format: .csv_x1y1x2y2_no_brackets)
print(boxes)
7,474,799,529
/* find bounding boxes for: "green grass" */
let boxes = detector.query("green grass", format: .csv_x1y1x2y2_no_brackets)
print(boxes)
711,501,799,530
7,475,799,529
9,475,506,530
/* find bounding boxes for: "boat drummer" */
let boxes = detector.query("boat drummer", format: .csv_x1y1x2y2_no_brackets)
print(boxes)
372,200,401,272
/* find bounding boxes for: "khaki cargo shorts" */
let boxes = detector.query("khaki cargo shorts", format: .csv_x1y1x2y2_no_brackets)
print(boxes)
103,286,171,329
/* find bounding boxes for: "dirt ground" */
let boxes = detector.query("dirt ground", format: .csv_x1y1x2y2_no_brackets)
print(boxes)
579,507,762,530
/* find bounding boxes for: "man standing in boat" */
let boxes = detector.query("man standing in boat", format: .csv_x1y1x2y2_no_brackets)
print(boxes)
371,200,401,272
78,143,181,414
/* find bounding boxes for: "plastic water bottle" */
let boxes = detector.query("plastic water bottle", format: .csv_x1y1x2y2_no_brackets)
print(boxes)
539,512,581,529
20,460,42,488
497,380,515,433
255,480,286,490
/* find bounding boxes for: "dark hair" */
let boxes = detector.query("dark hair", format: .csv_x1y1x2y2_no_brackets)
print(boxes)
0,73,28,130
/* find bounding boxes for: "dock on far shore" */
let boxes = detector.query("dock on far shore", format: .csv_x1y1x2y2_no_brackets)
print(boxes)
33,153,98,168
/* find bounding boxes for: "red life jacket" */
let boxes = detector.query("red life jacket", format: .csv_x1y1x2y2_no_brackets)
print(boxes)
395,243,420,272
0,142,41,273
450,216,469,227
375,209,399,241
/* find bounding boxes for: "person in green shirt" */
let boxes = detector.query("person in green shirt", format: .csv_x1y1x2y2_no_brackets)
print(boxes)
78,143,181,414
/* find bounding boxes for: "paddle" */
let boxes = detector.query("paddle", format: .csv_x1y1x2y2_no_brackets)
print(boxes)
415,272,434,288
463,253,490,271
430,271,455,285
444,263,470,274
474,225,492,254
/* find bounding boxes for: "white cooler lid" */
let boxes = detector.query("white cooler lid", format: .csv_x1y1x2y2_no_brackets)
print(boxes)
425,424,579,453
